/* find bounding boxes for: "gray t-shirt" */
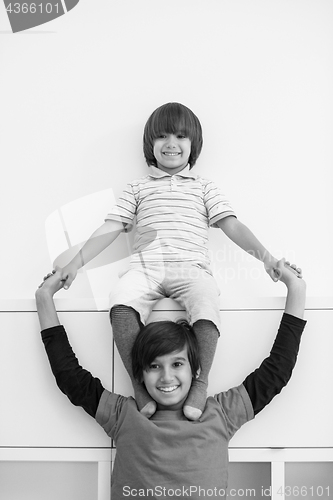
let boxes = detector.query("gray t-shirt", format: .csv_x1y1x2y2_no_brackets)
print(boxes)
96,384,254,499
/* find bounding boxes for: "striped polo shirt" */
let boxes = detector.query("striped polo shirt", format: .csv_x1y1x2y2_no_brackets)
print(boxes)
105,166,235,266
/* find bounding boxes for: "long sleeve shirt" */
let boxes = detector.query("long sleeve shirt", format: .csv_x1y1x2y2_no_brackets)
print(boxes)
41,312,306,498
41,313,305,418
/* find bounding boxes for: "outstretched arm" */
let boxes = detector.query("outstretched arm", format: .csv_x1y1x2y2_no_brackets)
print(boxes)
217,217,298,282
35,271,105,417
242,259,306,415
54,220,124,289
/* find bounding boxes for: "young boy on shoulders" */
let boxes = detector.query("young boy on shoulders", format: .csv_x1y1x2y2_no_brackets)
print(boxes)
36,259,306,499
48,102,300,420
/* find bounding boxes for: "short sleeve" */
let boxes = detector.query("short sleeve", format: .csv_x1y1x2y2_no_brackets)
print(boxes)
202,179,236,227
105,183,137,232
214,384,254,439
95,390,128,438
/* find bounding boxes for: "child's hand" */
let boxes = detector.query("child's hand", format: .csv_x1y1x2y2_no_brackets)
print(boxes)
58,263,78,290
37,267,66,296
42,263,78,290
264,258,279,282
265,258,302,282
273,258,303,284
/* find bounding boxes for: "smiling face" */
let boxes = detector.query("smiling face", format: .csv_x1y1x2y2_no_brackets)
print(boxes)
142,347,193,410
153,133,191,175
143,102,202,170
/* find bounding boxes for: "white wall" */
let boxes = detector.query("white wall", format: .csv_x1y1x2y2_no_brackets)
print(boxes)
0,0,332,305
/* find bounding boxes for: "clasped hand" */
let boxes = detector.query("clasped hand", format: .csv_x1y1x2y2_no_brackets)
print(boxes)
265,259,302,282
38,267,66,296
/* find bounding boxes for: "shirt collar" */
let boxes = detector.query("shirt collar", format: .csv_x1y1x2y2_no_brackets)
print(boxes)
148,165,197,180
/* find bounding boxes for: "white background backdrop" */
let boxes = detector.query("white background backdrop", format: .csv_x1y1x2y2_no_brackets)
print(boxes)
0,0,332,305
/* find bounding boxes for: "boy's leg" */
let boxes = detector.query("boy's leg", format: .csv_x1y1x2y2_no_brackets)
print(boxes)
184,319,218,420
165,264,221,420
109,265,165,417
110,305,156,417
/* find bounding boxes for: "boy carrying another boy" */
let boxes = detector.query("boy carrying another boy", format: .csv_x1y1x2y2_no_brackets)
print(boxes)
36,259,306,498
51,102,300,420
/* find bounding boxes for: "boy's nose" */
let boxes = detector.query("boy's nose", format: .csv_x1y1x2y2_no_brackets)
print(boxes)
165,135,177,147
160,368,173,382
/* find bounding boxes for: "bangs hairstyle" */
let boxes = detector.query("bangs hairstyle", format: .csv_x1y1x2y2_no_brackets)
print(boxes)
143,102,203,169
132,320,201,382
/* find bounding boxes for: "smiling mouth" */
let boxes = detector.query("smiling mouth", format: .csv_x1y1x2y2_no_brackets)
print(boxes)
162,152,180,156
157,385,179,393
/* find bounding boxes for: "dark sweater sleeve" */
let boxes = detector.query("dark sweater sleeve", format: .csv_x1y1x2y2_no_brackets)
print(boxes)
41,325,105,418
243,313,306,415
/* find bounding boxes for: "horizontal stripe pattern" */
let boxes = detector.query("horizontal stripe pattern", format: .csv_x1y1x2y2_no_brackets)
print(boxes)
106,167,235,265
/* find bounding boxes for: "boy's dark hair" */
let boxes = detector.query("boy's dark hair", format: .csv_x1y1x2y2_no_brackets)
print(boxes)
143,102,203,169
132,320,201,382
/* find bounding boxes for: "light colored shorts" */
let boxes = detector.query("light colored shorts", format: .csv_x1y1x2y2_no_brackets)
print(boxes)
109,262,221,332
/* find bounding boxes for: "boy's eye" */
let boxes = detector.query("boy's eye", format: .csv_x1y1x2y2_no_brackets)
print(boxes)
173,362,183,368
155,133,188,140
149,363,159,370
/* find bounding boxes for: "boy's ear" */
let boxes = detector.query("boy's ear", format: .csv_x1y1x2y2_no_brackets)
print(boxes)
194,368,201,379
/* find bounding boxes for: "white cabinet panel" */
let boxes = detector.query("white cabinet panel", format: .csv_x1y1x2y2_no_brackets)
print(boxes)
1,307,332,449
0,312,112,447
0,462,98,500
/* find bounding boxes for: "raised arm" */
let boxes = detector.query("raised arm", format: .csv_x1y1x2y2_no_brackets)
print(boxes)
242,259,306,415
217,216,282,281
35,271,105,417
